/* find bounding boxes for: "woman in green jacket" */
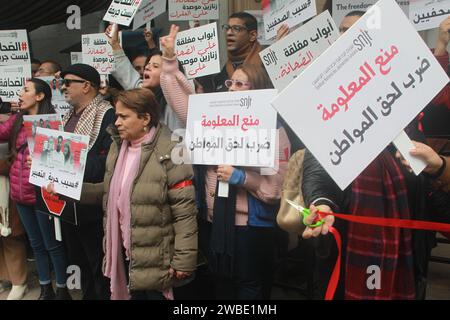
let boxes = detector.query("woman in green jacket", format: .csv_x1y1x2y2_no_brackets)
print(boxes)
81,88,198,300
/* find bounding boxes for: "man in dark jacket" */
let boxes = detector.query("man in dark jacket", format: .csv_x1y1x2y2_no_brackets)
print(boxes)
37,64,115,299
197,12,263,93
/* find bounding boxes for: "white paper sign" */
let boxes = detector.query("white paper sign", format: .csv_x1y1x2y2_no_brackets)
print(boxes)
245,10,275,46
132,0,167,30
0,30,30,66
70,52,82,65
186,89,278,167
260,11,339,90
82,33,122,75
29,128,90,201
176,23,220,79
332,0,410,27
103,0,144,27
169,0,219,21
23,114,63,157
37,77,72,117
271,0,449,190
393,130,427,175
409,0,450,31
0,65,31,102
263,0,317,40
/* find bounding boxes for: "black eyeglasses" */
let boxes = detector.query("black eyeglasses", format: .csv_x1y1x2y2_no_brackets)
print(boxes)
221,24,248,33
62,79,87,87
225,79,252,89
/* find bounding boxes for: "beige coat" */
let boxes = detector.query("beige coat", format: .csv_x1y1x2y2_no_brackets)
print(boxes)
82,123,198,291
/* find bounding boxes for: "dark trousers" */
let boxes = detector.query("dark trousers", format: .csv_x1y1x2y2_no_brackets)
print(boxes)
214,226,275,300
62,220,110,300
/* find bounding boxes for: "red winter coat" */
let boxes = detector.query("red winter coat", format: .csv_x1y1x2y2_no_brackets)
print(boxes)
0,115,35,205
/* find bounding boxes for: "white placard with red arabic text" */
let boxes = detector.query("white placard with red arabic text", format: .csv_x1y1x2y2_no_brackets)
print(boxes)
271,0,449,190
82,33,122,75
0,30,30,66
260,10,339,90
169,0,219,21
175,23,220,79
0,65,31,102
186,89,278,168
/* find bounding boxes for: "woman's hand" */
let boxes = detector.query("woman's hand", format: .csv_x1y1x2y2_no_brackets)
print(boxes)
217,165,235,183
169,268,192,281
396,141,444,175
435,16,450,56
276,24,290,41
161,24,179,59
45,182,57,195
26,155,32,169
144,28,156,49
302,204,335,239
105,23,121,51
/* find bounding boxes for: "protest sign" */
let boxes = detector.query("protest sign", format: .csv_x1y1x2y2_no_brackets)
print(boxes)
169,0,219,21
271,0,449,190
103,0,144,27
175,23,220,79
332,0,410,27
37,76,72,116
409,0,450,31
132,0,166,30
70,52,82,65
263,0,317,40
23,114,63,157
185,89,278,168
0,65,31,102
29,128,89,201
82,32,122,75
245,10,275,46
0,30,30,66
260,10,339,90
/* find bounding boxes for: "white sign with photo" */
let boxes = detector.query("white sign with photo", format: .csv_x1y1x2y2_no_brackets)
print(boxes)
186,89,278,168
260,10,339,90
271,0,449,190
23,114,63,157
37,76,72,117
29,128,90,201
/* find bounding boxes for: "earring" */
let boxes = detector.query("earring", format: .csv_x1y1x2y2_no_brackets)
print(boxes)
143,126,148,132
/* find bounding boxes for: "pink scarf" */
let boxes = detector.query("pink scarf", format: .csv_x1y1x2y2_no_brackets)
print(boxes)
105,128,155,300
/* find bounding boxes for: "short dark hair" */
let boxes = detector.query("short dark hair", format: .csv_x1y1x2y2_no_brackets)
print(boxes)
31,58,41,65
229,12,258,31
41,60,62,74
116,88,161,128
345,10,366,18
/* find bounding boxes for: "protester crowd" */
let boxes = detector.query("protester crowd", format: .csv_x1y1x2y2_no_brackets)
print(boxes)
0,2,449,301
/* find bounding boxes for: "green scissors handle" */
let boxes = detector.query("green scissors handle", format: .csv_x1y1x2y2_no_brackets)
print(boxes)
286,199,325,228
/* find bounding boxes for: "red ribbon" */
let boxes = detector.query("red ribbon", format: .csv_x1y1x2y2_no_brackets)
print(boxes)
318,212,450,300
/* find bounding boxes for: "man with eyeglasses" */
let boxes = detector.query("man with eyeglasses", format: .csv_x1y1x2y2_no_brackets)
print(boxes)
197,12,263,93
38,63,115,300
